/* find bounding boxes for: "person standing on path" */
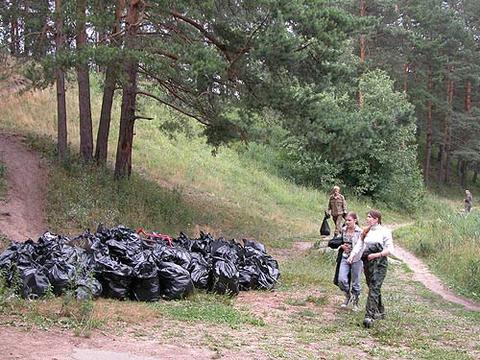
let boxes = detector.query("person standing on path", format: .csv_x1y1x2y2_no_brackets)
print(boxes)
464,189,473,213
327,185,347,236
336,212,363,311
348,210,393,328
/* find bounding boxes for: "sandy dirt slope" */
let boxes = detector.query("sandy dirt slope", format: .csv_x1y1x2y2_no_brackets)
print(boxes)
0,132,47,241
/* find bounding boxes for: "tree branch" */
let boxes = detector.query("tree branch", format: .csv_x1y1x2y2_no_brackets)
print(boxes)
169,10,229,59
136,91,209,125
134,115,154,121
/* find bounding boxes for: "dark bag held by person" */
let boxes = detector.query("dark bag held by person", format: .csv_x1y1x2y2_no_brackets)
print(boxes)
320,213,331,236
327,234,343,249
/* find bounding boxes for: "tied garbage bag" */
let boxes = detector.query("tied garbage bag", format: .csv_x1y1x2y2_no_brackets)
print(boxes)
47,261,76,295
20,267,50,299
98,262,133,300
320,213,331,236
131,259,160,302
211,259,239,296
156,247,191,270
75,276,103,300
158,261,194,300
239,263,259,290
188,253,210,289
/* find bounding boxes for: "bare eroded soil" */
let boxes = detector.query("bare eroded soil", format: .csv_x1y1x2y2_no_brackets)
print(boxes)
0,132,47,241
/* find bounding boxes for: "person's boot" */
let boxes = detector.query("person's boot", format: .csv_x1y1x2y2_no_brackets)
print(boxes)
363,317,374,328
350,293,359,312
340,292,350,308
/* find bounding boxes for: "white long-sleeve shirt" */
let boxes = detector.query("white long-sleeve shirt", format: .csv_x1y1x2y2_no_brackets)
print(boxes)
349,224,394,262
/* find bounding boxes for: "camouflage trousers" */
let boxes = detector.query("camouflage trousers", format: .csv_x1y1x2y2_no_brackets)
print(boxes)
363,256,388,320
332,215,344,236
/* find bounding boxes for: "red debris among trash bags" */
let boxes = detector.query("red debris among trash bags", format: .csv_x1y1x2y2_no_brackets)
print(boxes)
0,225,280,302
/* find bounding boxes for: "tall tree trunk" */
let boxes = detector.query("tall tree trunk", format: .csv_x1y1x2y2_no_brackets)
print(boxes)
439,67,454,183
465,80,472,114
54,0,67,160
114,0,142,179
460,160,467,188
423,66,433,183
95,0,125,165
459,80,473,188
76,0,93,162
403,63,409,93
358,0,366,108
9,2,19,56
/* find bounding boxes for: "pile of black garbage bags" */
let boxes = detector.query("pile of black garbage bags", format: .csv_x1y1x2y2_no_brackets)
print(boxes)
0,225,280,302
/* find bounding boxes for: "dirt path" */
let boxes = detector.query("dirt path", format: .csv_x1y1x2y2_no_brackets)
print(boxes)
0,327,214,360
0,132,47,241
392,245,480,311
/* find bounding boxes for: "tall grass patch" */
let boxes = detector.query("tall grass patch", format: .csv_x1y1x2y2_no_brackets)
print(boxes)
396,194,480,301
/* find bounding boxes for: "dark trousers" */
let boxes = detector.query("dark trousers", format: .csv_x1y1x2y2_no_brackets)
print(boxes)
363,256,388,319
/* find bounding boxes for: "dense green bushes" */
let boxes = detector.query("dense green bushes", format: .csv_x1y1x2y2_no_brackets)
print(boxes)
242,70,425,212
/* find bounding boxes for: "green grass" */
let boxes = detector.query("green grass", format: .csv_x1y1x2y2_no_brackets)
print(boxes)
150,292,265,328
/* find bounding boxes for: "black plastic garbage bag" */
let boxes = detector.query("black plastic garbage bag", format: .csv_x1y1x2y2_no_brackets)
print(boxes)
188,253,210,289
212,243,241,265
75,276,103,300
131,259,160,302
98,262,133,300
243,239,266,254
20,267,50,299
257,257,280,290
190,232,214,256
157,247,191,269
211,259,239,296
320,214,331,236
47,261,76,295
157,261,194,300
239,263,259,291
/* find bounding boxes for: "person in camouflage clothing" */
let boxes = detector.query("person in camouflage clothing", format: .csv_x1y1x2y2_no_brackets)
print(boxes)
348,210,393,328
464,189,473,213
327,185,347,236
